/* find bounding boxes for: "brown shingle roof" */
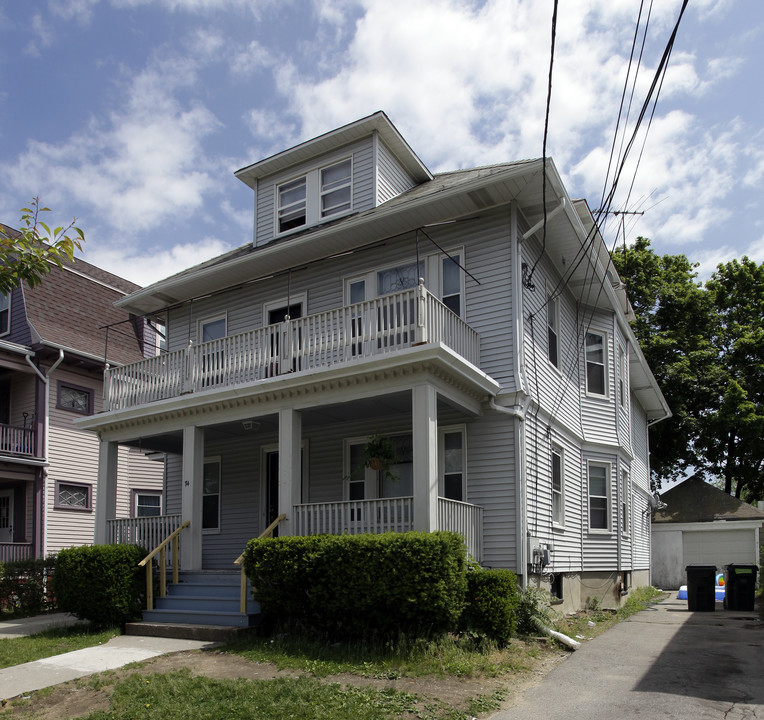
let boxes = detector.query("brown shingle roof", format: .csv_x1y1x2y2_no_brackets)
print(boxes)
652,475,764,523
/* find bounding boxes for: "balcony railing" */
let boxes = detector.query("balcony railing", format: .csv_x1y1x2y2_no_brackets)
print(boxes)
0,424,36,457
104,284,481,411
292,496,483,561
0,543,33,563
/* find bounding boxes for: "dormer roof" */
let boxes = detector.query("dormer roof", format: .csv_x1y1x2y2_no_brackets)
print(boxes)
234,111,432,189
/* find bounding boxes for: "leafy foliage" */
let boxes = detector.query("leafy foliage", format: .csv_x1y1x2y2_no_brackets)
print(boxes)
0,557,57,616
612,239,764,499
0,197,84,294
459,567,520,646
242,532,468,640
54,544,147,628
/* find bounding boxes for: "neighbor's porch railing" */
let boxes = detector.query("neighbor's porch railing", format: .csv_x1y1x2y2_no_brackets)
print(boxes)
107,514,183,553
138,520,190,611
0,424,36,457
0,543,33,563
104,284,481,411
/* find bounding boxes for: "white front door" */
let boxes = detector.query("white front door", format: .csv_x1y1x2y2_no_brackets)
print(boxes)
0,489,13,543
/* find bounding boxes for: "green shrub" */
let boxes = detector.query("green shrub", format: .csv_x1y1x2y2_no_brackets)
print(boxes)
242,531,467,640
54,544,147,628
516,585,554,636
0,557,57,616
459,567,519,646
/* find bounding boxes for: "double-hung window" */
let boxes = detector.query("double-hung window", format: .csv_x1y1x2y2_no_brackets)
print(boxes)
440,427,466,501
587,461,610,531
135,491,162,518
202,458,221,532
621,469,630,534
441,254,462,316
0,292,9,336
547,291,559,368
618,345,627,407
551,446,563,525
585,332,606,396
276,158,353,234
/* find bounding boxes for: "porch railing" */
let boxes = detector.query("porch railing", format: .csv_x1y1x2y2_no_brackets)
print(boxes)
438,497,483,562
293,497,414,536
0,424,36,457
138,520,190,611
0,543,33,563
107,515,183,558
104,284,481,411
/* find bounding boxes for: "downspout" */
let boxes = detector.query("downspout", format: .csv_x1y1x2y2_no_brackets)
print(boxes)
25,348,64,558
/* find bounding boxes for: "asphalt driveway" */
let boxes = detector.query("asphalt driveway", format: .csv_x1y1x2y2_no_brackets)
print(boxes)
493,595,763,720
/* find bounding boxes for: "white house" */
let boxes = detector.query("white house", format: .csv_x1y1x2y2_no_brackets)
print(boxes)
77,112,669,625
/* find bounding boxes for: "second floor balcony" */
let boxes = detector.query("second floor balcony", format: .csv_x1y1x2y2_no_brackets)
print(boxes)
0,423,37,458
104,284,481,412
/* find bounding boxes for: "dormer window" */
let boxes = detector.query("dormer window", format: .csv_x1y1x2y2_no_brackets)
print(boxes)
276,158,353,235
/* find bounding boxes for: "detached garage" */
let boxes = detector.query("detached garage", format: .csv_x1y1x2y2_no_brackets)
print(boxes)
651,475,764,590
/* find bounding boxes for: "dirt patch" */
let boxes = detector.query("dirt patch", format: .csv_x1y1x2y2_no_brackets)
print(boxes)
0,642,568,719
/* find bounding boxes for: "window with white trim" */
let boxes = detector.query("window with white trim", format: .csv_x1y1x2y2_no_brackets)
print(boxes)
0,292,9,336
618,344,626,407
55,481,92,511
547,290,559,368
585,331,607,396
441,254,463,317
202,458,221,532
587,461,610,531
440,426,466,501
134,491,162,518
552,446,563,525
276,158,353,235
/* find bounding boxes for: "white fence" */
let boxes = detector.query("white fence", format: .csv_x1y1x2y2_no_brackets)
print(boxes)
0,424,35,456
105,285,480,411
106,514,183,553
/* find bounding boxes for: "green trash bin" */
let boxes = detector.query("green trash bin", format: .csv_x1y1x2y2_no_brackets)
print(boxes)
723,564,758,611
686,564,717,611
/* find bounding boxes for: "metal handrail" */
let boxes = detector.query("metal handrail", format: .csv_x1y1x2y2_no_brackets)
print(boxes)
138,520,190,611
234,513,286,614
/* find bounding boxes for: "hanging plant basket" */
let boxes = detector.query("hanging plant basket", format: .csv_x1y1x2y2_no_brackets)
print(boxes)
362,434,399,482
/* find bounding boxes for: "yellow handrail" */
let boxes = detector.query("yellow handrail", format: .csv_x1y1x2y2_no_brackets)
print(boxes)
234,513,286,614
138,520,190,611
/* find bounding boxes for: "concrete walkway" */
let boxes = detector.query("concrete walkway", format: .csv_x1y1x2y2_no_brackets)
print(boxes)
0,615,218,700
493,595,764,720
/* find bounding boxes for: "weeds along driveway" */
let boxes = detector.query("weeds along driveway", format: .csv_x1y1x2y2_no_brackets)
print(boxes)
492,596,764,720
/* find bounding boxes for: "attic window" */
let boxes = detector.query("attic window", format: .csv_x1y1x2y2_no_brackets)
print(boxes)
278,177,307,233
321,159,351,218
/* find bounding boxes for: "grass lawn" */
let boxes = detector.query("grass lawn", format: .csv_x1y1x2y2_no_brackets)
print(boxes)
0,625,119,669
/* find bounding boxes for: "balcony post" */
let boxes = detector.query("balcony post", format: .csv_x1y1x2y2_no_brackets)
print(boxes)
277,407,302,535
280,318,291,375
181,425,204,570
94,439,119,545
181,343,194,394
412,383,438,532
415,279,428,344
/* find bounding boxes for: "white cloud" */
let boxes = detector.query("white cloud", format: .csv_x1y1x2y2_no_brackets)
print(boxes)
49,0,101,23
230,40,275,76
83,236,234,287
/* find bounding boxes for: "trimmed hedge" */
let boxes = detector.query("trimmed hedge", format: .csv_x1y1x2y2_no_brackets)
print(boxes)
242,531,468,639
54,544,147,628
0,557,57,616
460,567,520,646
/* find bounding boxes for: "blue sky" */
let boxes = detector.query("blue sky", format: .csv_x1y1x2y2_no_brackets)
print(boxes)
1,0,761,287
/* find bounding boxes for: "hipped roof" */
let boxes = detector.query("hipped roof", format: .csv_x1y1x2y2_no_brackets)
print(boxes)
653,475,764,523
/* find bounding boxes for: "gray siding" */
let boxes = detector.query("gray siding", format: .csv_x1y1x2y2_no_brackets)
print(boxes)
376,139,417,203
6,286,33,346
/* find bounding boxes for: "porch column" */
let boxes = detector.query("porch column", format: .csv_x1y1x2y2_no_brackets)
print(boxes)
278,407,302,536
94,439,118,545
181,425,204,571
412,383,438,532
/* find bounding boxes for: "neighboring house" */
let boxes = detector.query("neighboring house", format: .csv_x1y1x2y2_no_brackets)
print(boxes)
0,234,164,562
77,112,669,619
651,475,764,589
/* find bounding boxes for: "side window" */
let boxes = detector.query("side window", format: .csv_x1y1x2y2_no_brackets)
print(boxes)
585,332,607,396
200,316,226,343
547,290,559,368
0,292,10,336
441,254,462,317
618,345,627,407
134,491,162,518
202,458,221,532
440,427,466,501
621,469,630,534
55,481,92,511
552,446,563,525
587,461,610,531
57,382,93,415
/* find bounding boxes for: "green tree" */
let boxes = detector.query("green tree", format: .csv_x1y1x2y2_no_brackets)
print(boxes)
612,239,764,501
0,198,84,294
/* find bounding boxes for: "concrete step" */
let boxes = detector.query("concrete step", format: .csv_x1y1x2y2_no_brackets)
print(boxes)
142,608,254,627
154,595,259,614
125,621,254,642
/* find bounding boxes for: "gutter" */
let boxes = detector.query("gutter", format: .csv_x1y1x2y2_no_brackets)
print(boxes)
25,348,64,558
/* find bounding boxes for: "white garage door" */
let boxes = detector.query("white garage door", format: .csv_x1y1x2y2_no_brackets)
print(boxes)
683,529,756,571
